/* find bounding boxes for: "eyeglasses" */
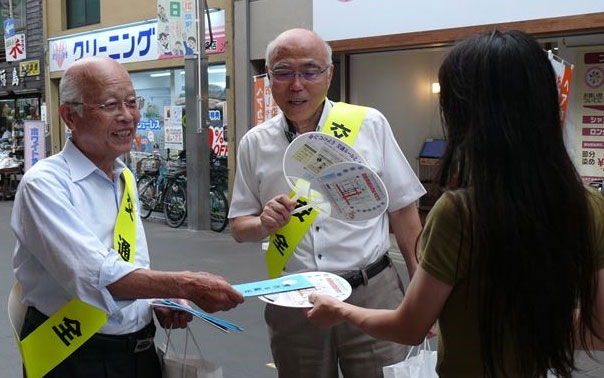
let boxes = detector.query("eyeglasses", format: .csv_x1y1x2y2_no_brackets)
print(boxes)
68,96,145,113
269,66,329,82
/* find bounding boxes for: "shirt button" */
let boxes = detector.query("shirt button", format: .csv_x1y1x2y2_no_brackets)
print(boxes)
318,254,323,259
315,226,320,231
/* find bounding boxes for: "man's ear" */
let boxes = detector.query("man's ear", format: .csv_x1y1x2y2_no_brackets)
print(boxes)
58,104,76,132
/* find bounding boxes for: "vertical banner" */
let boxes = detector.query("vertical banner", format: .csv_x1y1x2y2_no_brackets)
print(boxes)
252,74,280,126
164,106,184,150
571,50,604,182
549,51,573,127
24,121,45,171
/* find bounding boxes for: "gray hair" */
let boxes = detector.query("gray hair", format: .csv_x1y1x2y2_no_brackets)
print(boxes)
59,67,83,116
265,30,333,69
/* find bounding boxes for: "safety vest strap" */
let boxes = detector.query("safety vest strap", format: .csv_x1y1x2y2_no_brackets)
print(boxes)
19,299,108,378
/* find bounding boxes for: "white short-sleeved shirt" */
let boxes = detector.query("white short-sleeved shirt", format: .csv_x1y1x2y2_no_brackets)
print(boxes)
12,139,153,335
229,100,426,273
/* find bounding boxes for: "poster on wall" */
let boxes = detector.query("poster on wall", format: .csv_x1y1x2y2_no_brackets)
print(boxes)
24,120,45,171
209,104,228,157
156,0,225,58
253,74,280,126
164,106,184,150
572,50,604,182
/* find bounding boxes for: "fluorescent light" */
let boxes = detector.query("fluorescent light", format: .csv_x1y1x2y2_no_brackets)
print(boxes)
150,72,171,77
431,82,440,94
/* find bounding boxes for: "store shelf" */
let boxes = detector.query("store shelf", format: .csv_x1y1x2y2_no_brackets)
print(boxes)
0,166,21,200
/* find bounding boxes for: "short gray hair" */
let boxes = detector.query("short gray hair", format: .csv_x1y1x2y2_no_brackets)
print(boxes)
265,31,333,69
59,67,83,116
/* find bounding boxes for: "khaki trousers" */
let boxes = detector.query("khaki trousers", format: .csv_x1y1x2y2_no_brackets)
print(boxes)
265,264,409,378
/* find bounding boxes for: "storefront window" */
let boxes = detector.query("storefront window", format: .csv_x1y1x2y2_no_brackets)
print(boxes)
131,68,185,154
130,64,227,157
130,65,228,183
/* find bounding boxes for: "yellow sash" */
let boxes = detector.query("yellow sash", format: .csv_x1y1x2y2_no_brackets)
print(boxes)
114,168,137,263
266,102,369,278
15,167,137,378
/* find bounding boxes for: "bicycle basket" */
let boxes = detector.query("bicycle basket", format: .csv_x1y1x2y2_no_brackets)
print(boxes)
138,157,160,174
166,161,187,177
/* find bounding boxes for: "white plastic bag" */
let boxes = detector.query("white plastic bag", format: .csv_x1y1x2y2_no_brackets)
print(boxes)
383,339,438,378
157,326,223,378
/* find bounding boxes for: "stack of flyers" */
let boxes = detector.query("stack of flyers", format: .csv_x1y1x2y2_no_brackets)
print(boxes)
151,299,244,333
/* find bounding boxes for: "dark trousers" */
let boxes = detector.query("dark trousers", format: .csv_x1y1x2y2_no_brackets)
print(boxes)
20,307,162,378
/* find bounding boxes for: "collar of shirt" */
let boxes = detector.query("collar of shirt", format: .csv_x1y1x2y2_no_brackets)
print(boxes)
63,138,127,183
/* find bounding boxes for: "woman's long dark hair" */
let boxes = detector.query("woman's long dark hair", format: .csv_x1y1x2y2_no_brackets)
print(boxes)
437,30,599,377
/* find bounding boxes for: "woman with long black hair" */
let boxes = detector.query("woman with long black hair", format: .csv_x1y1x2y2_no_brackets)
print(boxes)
306,30,604,378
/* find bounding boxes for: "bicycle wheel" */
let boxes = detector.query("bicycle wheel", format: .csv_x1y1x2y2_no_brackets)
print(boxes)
163,179,187,228
210,187,228,232
137,175,157,219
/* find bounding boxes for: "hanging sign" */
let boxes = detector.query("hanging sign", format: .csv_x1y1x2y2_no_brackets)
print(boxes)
5,33,26,62
24,121,45,171
4,18,14,38
252,74,280,126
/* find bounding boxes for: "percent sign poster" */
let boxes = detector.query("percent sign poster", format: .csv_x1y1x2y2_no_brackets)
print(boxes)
208,104,228,157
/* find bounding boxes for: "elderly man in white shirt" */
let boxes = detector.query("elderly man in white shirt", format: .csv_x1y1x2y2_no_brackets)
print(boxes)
12,56,244,378
229,28,425,378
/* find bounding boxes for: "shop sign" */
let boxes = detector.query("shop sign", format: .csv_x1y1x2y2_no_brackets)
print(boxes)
48,20,159,72
570,49,604,181
24,121,45,172
5,34,26,62
19,60,40,76
137,119,161,131
0,67,21,88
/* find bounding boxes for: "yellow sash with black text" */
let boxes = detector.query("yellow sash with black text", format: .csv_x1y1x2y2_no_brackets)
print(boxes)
15,168,137,378
266,102,368,278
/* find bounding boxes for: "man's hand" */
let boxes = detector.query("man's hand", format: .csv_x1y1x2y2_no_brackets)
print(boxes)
259,194,297,234
186,272,245,313
153,298,193,329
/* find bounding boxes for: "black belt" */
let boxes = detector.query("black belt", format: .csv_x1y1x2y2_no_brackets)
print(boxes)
342,253,392,289
25,306,156,354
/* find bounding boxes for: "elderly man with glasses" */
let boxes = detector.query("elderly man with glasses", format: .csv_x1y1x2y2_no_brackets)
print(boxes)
11,56,244,378
229,28,426,378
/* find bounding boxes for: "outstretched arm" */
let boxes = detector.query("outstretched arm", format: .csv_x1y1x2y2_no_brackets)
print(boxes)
108,269,244,315
307,267,452,345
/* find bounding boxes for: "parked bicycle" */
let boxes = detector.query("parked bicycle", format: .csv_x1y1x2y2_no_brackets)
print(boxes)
135,150,229,232
136,152,188,228
209,152,229,232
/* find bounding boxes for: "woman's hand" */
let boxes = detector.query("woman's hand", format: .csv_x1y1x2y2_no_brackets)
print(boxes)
305,293,346,328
